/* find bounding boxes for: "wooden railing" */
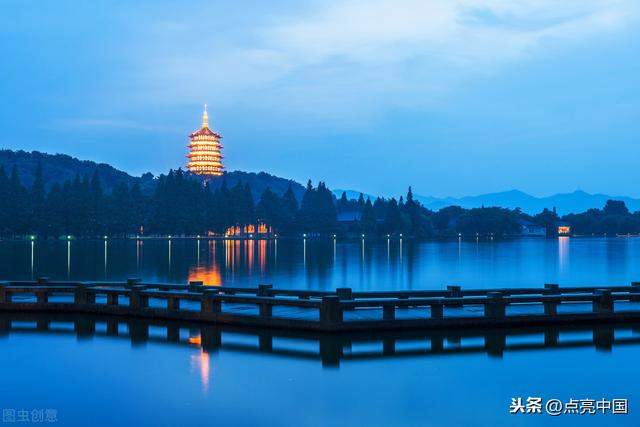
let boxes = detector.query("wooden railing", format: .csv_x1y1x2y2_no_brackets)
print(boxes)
2,279,640,331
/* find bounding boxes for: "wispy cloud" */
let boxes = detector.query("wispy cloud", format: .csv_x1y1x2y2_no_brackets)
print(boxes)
49,118,172,133
134,0,638,123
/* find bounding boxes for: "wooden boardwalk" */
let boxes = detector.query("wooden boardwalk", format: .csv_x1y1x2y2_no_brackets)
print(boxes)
3,279,640,332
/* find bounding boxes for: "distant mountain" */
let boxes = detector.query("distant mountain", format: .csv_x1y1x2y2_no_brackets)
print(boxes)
0,149,306,201
333,188,640,215
202,171,306,201
332,189,378,202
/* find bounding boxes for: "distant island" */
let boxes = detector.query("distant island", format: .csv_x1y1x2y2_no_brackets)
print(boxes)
1,149,639,239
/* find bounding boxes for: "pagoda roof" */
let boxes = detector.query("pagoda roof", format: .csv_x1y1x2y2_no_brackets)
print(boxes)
189,126,222,138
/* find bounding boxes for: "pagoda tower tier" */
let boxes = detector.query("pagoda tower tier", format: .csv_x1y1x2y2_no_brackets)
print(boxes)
187,104,224,177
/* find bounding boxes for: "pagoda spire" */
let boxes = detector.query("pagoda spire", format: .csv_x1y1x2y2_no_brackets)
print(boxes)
202,104,209,128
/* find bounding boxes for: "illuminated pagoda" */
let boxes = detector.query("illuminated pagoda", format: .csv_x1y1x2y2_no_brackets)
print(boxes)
187,104,224,177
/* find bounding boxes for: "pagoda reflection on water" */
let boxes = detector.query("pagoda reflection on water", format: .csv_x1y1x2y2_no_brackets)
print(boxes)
187,105,224,178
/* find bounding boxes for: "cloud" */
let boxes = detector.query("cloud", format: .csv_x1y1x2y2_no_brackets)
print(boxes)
135,0,638,123
49,118,171,133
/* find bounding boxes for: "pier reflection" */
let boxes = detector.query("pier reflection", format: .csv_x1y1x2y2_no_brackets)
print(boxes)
1,313,637,376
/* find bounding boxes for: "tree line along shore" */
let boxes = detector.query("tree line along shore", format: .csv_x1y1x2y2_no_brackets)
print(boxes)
0,164,638,239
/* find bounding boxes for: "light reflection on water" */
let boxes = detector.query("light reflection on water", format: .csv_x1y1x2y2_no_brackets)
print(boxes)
3,313,640,426
2,237,640,290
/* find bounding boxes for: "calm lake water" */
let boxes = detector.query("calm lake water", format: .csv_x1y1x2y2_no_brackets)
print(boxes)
2,236,640,289
2,237,640,426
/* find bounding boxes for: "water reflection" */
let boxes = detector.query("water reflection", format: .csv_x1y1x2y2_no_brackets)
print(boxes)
188,265,222,286
4,237,640,291
558,236,569,272
2,313,638,372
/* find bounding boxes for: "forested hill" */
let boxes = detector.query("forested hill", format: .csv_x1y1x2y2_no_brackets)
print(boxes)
0,150,153,193
0,149,305,199
198,171,306,201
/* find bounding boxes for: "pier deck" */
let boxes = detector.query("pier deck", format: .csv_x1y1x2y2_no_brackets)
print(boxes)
2,279,640,332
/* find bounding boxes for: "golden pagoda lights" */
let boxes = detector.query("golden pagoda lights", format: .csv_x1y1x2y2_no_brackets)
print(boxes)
187,104,224,177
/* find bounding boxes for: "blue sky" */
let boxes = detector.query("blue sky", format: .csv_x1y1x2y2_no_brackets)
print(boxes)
1,0,639,198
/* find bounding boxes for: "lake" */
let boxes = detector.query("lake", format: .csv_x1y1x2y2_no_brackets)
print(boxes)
2,237,640,426
1,236,640,290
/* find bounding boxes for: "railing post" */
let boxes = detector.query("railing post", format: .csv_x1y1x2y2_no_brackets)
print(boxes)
336,287,352,301
447,285,462,307
37,277,49,285
593,289,613,314
126,278,141,288
484,292,506,318
383,304,395,320
129,285,147,310
257,284,273,297
544,283,560,293
320,296,343,325
337,287,354,311
188,281,203,292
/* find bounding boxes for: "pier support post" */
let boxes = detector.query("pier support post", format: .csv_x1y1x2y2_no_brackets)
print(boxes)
0,284,9,304
484,292,506,318
257,284,273,297
320,296,343,325
544,284,560,315
631,282,640,302
129,285,148,310
74,285,88,305
430,302,444,319
259,302,273,317
107,293,118,306
383,304,395,320
593,289,613,314
36,290,48,304
167,297,180,311
201,290,221,315
447,285,462,307
543,299,558,316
